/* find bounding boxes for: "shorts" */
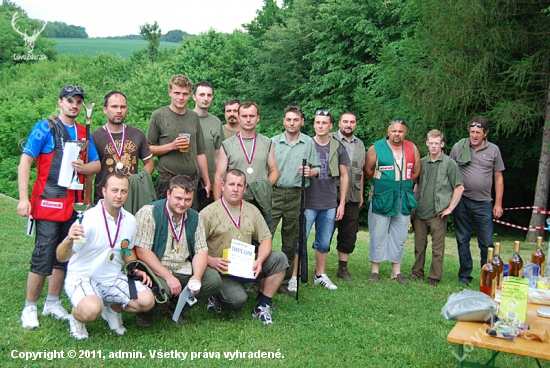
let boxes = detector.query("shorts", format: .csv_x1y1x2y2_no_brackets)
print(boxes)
30,215,76,275
65,273,147,309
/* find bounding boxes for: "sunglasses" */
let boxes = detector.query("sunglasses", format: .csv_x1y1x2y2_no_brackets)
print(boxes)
315,109,331,116
389,120,405,126
469,122,485,129
63,85,85,94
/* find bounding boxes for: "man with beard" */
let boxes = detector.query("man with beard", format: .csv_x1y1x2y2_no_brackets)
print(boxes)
222,99,240,139
330,112,366,280
18,85,100,329
92,91,154,204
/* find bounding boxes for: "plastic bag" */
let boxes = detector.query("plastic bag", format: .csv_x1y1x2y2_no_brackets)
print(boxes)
441,290,498,322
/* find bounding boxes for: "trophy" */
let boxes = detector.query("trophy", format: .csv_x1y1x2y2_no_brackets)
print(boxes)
73,203,88,243
67,140,87,190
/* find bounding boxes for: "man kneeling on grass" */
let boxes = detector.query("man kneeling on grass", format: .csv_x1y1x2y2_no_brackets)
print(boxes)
56,173,155,340
202,169,288,324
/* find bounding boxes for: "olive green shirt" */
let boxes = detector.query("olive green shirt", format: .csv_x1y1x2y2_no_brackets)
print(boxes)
199,113,224,183
271,132,320,188
147,106,207,176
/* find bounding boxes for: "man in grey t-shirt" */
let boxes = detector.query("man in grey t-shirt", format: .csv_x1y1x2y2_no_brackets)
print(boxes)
449,116,505,286
288,110,349,291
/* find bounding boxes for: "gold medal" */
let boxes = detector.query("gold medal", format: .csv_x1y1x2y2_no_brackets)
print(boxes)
176,248,180,254
247,167,253,174
109,253,114,261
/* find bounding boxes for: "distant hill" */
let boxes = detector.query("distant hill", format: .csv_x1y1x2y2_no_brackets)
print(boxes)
106,29,193,43
54,38,179,58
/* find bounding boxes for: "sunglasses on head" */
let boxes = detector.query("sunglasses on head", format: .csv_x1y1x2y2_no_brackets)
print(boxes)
315,109,331,116
63,85,85,94
469,122,485,129
389,120,405,126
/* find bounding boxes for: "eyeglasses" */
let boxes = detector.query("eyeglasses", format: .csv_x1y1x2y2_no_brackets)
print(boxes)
63,86,85,94
315,109,331,116
469,122,485,129
389,120,405,126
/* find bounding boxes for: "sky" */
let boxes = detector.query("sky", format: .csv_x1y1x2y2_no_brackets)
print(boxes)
13,0,278,38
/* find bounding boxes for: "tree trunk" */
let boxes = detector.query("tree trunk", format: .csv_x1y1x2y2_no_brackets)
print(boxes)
526,85,550,243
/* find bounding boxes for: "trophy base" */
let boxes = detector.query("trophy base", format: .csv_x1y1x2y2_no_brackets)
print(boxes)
69,183,83,190
73,237,86,243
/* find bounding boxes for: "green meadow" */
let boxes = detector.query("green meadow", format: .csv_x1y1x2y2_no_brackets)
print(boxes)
54,38,180,58
0,193,542,367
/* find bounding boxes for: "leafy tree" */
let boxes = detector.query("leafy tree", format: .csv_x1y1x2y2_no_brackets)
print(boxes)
366,0,550,239
162,30,187,42
139,21,161,62
43,21,88,38
0,1,56,70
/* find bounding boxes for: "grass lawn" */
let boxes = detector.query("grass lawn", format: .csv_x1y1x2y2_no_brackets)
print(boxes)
54,38,179,58
0,193,546,367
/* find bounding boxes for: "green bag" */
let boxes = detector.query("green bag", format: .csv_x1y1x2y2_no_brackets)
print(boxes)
124,260,169,304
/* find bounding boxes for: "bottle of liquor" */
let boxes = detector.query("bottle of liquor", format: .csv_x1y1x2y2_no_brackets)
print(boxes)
492,242,504,289
480,247,496,299
508,241,523,278
531,236,546,277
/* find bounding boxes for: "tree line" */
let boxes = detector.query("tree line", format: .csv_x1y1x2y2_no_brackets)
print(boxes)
1,0,549,238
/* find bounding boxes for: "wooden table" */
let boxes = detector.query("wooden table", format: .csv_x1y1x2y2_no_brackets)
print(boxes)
447,304,550,367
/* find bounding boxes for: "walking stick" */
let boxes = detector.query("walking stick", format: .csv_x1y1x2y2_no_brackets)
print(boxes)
296,159,308,301
83,102,94,205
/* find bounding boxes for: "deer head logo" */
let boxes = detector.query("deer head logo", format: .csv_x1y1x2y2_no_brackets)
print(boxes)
11,11,47,54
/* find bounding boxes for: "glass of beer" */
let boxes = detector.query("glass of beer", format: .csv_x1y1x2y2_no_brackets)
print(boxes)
179,133,191,152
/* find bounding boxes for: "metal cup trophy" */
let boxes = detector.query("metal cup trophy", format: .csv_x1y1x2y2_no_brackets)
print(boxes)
68,140,87,190
73,203,88,243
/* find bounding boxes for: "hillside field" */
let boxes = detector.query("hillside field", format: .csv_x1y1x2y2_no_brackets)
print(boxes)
54,38,180,58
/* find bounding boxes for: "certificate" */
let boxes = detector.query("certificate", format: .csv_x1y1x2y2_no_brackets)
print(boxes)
222,239,256,279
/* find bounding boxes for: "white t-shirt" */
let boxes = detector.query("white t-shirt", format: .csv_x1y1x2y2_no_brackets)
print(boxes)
67,200,136,285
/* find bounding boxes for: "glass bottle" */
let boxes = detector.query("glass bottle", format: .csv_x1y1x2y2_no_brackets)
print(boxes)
531,236,546,277
508,241,523,278
492,242,504,290
480,247,496,299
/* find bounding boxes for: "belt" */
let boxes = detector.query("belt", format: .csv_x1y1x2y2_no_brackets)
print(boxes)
158,172,198,180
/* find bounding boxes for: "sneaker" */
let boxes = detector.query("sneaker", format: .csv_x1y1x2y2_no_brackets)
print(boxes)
21,306,39,329
287,277,297,292
277,284,292,297
252,305,273,325
69,314,88,340
336,267,354,280
42,301,70,321
245,283,259,294
207,296,222,314
135,314,152,328
314,274,338,290
405,274,424,281
101,305,127,335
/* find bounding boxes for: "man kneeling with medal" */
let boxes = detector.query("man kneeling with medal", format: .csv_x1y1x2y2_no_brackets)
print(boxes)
56,173,155,340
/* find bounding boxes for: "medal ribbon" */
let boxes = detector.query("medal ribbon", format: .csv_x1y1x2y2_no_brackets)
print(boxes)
165,201,184,242
104,124,126,160
221,197,242,228
237,132,257,165
102,203,123,250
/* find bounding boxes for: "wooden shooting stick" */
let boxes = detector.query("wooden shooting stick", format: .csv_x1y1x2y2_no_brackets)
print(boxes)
83,102,94,205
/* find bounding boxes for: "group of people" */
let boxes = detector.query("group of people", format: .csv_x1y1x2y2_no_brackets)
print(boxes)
16,76,505,340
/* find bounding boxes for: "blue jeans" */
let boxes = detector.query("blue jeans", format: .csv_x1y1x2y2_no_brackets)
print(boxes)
453,197,494,282
296,208,336,254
